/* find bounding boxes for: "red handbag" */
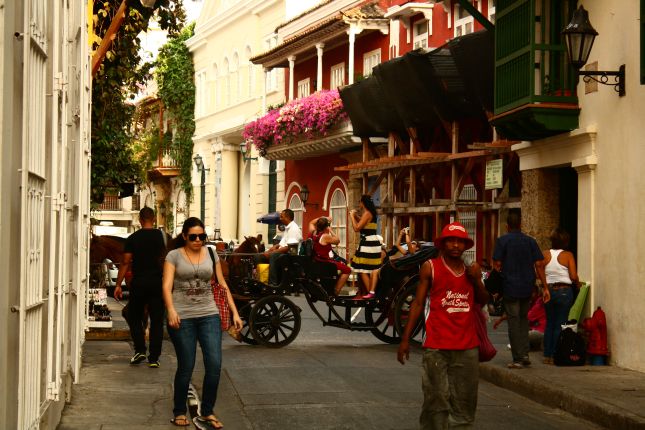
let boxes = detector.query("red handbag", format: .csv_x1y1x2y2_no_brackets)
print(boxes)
207,247,231,331
474,303,497,362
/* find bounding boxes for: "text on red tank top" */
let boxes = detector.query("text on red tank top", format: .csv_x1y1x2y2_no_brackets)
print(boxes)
423,257,478,350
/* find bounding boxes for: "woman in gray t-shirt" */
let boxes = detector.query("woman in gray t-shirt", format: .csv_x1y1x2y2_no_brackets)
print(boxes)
162,217,242,428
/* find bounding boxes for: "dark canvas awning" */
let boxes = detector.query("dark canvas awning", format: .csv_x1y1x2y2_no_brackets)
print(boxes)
339,30,493,137
338,77,405,138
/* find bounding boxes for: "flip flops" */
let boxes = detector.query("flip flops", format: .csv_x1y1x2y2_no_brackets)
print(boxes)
170,415,191,427
194,415,224,429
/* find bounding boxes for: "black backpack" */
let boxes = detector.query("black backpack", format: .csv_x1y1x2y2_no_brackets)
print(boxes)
554,327,586,366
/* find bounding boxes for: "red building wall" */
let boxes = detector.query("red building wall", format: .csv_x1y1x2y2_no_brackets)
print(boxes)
284,154,349,230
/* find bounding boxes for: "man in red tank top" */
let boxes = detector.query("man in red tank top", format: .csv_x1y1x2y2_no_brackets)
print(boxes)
398,222,489,429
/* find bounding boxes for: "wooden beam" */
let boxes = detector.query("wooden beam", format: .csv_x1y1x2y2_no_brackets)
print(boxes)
368,171,387,196
453,157,477,201
92,0,128,77
407,127,421,155
362,138,370,163
388,132,396,157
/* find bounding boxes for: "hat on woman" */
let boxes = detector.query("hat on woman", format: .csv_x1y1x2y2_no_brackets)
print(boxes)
434,222,474,250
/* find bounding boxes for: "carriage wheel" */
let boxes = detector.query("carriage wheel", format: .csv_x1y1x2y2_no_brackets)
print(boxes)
394,279,425,345
236,301,257,345
249,296,301,348
366,300,400,344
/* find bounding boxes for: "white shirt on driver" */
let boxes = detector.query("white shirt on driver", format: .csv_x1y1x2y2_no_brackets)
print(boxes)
279,220,303,248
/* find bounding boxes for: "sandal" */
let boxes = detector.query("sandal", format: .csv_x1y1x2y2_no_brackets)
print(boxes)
170,415,191,427
194,415,224,429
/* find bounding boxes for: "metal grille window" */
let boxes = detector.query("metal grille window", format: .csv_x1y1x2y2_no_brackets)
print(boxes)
363,49,381,76
329,189,347,259
289,193,304,230
458,184,478,264
330,63,345,89
297,78,310,98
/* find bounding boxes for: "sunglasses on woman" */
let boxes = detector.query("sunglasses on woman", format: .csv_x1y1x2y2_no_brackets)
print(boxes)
187,233,207,242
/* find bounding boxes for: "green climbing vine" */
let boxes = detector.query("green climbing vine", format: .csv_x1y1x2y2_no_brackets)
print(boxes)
90,0,186,203
154,23,196,200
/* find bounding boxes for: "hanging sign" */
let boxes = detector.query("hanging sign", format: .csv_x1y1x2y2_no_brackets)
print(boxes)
485,159,503,190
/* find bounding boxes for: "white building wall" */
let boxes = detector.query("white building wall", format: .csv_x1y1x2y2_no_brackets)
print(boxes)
578,1,645,372
187,0,286,243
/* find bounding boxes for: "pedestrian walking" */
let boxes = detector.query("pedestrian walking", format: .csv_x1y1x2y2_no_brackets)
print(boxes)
114,207,167,367
398,222,489,429
542,227,579,364
492,209,549,369
163,217,242,428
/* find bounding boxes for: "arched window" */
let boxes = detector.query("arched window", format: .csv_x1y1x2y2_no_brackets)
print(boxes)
245,46,254,99
329,188,347,258
288,193,303,229
232,52,240,104
223,57,230,106
212,63,219,110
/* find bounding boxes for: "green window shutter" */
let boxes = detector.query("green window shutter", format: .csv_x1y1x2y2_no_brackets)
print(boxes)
495,0,533,113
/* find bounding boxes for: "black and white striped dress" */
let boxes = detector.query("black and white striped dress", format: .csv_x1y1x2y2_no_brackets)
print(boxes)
350,222,383,273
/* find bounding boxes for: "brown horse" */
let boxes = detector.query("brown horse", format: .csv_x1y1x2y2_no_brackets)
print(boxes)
90,234,126,265
218,235,263,287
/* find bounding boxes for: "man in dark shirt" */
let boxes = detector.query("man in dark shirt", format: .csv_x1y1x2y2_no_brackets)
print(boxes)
493,210,549,369
114,207,167,367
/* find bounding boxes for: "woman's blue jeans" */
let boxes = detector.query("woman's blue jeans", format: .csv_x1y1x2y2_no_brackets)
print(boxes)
168,314,222,417
543,287,574,358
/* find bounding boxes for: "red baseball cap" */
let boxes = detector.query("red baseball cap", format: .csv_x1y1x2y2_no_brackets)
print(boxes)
434,222,474,250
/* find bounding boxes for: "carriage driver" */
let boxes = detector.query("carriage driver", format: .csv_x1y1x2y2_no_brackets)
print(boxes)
261,209,303,285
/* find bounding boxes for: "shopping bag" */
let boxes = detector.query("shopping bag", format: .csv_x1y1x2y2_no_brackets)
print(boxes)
474,304,497,362
568,282,589,322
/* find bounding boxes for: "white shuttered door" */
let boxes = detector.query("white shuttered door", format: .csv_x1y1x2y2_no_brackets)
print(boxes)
18,0,48,428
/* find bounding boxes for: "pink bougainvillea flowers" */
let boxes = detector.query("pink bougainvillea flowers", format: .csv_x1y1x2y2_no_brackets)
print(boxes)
242,89,348,156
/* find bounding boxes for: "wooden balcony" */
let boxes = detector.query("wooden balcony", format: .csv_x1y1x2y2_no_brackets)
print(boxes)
492,0,580,140
96,194,122,211
148,148,180,180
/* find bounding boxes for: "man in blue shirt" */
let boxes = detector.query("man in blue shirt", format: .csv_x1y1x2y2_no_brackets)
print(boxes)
493,210,549,369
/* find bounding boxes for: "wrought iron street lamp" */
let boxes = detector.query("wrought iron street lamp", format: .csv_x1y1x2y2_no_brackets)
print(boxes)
239,143,257,161
193,154,207,221
299,185,310,206
562,5,625,96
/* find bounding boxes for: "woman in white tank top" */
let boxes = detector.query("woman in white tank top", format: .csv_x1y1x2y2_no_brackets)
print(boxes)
541,227,579,364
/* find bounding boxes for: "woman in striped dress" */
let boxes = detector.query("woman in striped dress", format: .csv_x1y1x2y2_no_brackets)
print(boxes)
350,195,382,299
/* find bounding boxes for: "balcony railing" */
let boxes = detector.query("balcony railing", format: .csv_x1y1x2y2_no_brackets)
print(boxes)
97,195,122,211
152,148,179,169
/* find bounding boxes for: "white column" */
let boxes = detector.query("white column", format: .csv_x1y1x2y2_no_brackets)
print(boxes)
262,68,268,113
288,55,296,100
348,28,356,85
316,43,325,91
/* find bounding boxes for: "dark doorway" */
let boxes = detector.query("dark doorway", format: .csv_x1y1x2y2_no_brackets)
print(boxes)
558,167,578,257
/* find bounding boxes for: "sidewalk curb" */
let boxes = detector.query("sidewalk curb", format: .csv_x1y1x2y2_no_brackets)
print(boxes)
85,329,170,341
479,363,645,430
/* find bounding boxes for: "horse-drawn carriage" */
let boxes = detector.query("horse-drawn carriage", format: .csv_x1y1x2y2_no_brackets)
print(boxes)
220,237,438,348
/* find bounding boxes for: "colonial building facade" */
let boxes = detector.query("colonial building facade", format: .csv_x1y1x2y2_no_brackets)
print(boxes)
187,0,289,243
491,0,645,372
250,0,502,261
